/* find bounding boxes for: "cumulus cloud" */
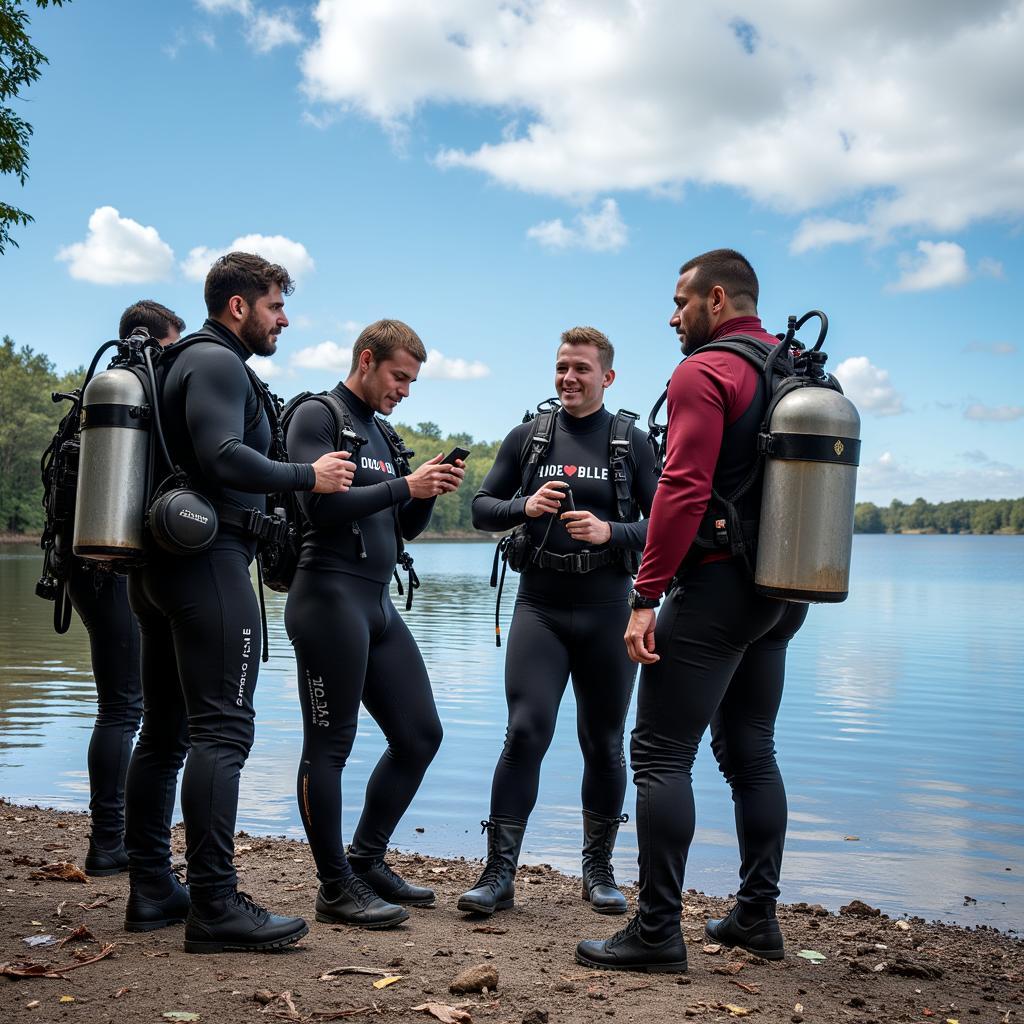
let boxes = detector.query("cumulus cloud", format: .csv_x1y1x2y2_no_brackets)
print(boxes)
291,340,352,371
858,450,1024,503
57,206,175,285
182,233,315,283
834,357,906,416
964,340,1017,355
248,356,285,381
420,349,491,380
527,198,628,252
791,218,873,254
197,0,303,52
888,241,970,293
964,403,1024,421
300,1,1024,241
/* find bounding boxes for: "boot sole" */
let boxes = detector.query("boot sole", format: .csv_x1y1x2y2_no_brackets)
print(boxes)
86,865,129,877
581,889,628,915
124,916,187,933
183,921,310,953
315,910,409,929
393,895,436,908
456,896,514,916
575,949,687,974
704,925,784,961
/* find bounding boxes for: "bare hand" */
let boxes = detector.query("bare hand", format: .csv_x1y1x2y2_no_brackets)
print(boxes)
311,451,355,494
560,510,612,544
406,454,462,499
525,480,568,518
624,607,659,665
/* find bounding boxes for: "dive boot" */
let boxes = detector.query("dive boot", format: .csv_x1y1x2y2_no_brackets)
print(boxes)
581,811,628,915
85,837,129,877
576,914,687,973
183,890,308,953
125,871,190,932
705,903,785,960
315,875,410,929
351,856,435,907
457,818,525,916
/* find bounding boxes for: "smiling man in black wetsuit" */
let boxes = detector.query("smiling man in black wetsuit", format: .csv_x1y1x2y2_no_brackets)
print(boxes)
459,327,657,918
67,301,184,879
284,319,465,929
123,252,355,952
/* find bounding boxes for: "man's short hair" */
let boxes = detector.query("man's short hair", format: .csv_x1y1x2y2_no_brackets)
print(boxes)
559,326,614,371
350,319,427,373
118,299,186,342
204,251,295,317
679,248,759,310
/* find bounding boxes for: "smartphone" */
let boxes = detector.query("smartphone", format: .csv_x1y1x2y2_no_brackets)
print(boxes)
441,446,471,465
564,486,576,512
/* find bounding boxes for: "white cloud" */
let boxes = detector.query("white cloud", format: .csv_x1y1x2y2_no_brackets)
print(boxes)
291,340,352,371
420,349,491,380
527,198,627,253
834,356,906,416
888,241,970,293
248,356,284,381
300,1,1024,241
858,450,1024,503
791,218,873,254
198,0,303,53
182,233,315,283
964,340,1017,355
56,206,175,285
964,403,1024,422
197,0,251,13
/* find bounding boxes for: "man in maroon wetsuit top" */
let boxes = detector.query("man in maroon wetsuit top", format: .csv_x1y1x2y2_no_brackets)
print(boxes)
577,248,808,973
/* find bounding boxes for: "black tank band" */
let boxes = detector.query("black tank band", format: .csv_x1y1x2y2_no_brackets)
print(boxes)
759,432,860,466
81,403,150,430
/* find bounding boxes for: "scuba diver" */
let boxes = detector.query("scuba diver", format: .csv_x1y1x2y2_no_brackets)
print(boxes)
65,301,184,877
121,252,355,952
283,319,464,929
459,327,657,918
576,250,810,974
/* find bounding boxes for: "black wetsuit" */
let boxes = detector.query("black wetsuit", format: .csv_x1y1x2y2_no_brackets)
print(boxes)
472,406,657,823
65,562,142,848
124,319,315,899
284,383,441,883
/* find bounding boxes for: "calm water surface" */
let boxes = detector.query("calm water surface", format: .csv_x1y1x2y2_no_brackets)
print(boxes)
1,536,1021,930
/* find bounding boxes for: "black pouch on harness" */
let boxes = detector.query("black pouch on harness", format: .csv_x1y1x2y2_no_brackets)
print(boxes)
146,485,219,555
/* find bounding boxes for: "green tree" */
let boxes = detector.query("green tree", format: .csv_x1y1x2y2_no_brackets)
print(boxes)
854,502,884,533
1,0,68,254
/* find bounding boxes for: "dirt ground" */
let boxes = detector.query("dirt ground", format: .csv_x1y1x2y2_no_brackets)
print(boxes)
1,802,1021,1023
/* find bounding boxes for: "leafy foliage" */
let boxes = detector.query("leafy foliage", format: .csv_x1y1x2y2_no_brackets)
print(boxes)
854,497,1024,535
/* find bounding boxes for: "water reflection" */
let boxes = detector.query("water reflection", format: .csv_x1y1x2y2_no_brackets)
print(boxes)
1,537,1022,930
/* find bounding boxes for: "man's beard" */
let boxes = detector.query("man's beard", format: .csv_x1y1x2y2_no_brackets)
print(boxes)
681,304,713,355
240,312,277,357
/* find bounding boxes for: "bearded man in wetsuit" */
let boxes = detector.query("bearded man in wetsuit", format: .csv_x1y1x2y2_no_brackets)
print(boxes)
577,249,808,973
284,319,465,928
68,301,183,879
459,327,657,917
123,252,355,952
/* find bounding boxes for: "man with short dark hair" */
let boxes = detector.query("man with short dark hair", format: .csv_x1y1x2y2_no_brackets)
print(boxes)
459,327,656,918
576,250,807,973
123,252,355,953
284,319,464,927
69,301,184,879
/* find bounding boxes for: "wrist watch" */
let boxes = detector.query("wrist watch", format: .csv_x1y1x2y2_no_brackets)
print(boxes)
627,588,660,610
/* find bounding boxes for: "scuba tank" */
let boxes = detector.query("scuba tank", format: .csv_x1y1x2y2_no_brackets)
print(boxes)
754,312,860,602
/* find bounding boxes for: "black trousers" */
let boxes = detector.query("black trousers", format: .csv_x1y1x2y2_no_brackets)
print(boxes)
124,539,260,898
489,591,637,823
631,559,807,940
285,568,442,882
66,563,143,847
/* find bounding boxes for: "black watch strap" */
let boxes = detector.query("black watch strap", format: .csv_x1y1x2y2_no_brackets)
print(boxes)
628,588,660,610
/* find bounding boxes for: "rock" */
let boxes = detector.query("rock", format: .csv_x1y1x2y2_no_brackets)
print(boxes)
840,900,882,918
449,964,499,994
790,902,829,917
523,1011,549,1024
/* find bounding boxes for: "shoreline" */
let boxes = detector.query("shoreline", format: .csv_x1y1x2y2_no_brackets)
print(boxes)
1,802,1021,1023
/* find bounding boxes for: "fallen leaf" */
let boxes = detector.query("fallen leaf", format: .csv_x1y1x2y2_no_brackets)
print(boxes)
162,1014,201,1022
79,895,117,910
59,995,76,1004
258,991,299,1019
29,862,88,884
56,901,67,917
143,951,171,958
22,935,57,947
114,987,130,999
412,1003,473,1024
712,961,746,976
26,1000,40,1009
722,1005,751,1017
946,1019,960,1024
702,943,723,955
372,976,402,989
732,982,760,995
796,949,826,963
57,924,96,948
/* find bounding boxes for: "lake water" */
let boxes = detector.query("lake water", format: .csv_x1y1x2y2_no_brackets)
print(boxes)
1,536,1021,930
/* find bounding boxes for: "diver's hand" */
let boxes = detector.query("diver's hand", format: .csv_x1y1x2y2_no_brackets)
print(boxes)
311,451,355,494
407,454,460,499
525,481,568,518
560,510,612,544
625,607,659,665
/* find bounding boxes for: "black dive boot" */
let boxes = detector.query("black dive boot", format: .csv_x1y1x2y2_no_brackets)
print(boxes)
315,875,410,929
456,818,526,916
581,811,628,915
183,890,308,953
576,914,687,973
350,855,435,907
705,903,785,960
86,836,129,877
125,871,190,932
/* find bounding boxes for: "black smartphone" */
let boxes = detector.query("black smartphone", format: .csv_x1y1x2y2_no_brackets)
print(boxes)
564,486,575,512
441,446,471,465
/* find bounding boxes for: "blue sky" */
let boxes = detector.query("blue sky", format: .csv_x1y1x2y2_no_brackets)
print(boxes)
4,0,1022,503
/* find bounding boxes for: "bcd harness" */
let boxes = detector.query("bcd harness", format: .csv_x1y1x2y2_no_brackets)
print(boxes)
260,390,420,610
488,400,641,646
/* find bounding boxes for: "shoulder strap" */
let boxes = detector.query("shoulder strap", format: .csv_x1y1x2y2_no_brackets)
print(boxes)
696,334,775,374
518,405,558,495
609,408,639,522
373,416,414,476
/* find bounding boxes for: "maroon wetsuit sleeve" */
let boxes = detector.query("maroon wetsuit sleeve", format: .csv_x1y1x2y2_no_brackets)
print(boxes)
633,352,755,599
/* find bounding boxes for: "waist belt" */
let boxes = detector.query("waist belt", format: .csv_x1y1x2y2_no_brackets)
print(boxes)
532,547,620,574
218,504,290,545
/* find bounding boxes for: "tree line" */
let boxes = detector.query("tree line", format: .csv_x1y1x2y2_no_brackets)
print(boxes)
2,338,1022,538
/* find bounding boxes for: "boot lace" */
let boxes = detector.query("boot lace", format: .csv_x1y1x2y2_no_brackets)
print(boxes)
342,875,380,909
608,914,642,948
231,890,270,920
584,813,627,889
473,820,511,889
369,859,406,891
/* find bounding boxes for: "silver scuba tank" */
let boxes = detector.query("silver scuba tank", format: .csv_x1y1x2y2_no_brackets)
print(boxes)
754,385,861,602
73,367,151,561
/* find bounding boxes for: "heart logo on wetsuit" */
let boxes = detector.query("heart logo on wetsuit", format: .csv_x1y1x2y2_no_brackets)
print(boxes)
563,465,578,476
